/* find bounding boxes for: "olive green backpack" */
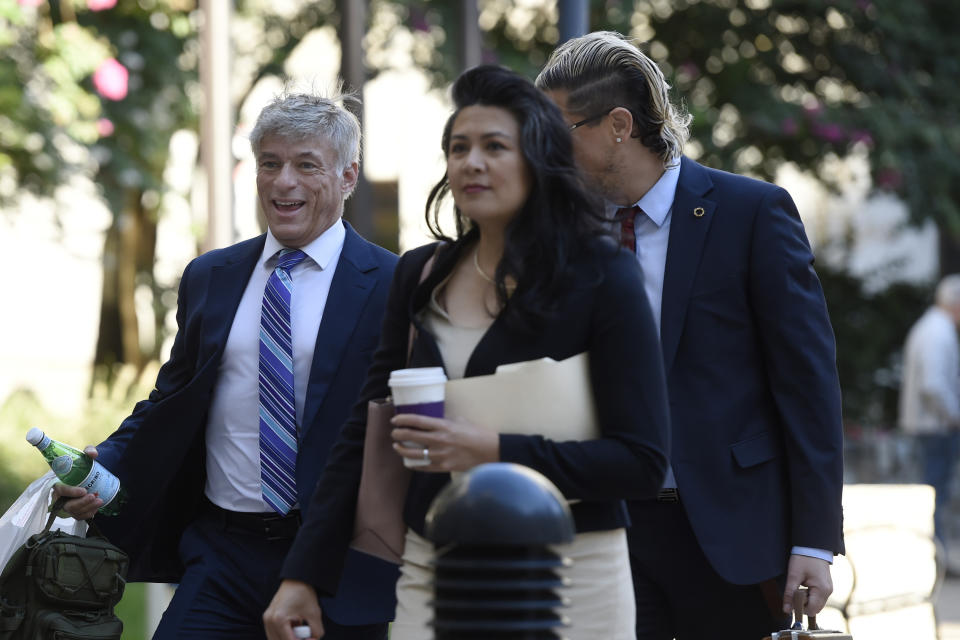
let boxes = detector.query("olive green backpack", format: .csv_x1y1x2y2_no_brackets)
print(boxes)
0,497,128,639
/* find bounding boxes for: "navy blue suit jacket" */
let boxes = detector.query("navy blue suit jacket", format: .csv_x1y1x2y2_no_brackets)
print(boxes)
627,157,845,585
93,221,400,624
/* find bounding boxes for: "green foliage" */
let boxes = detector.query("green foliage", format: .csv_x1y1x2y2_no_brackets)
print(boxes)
235,0,338,86
0,390,52,510
115,582,147,640
0,0,106,202
397,0,959,236
390,0,950,426
0,0,949,429
76,2,199,214
384,1,557,86
631,0,960,237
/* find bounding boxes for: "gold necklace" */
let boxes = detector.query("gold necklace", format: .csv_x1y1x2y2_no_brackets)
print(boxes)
473,248,517,291
473,248,496,284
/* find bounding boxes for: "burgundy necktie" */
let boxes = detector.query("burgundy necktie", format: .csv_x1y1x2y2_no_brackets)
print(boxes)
615,206,639,252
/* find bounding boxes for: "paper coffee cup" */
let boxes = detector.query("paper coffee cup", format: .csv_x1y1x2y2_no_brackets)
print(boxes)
388,367,447,467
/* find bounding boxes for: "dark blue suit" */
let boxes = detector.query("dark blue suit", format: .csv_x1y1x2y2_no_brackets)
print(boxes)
626,158,844,638
93,222,399,638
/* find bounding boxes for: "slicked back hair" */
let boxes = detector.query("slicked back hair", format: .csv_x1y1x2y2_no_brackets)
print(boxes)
536,31,691,163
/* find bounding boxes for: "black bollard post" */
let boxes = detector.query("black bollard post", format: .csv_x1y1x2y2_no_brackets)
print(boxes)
424,463,576,639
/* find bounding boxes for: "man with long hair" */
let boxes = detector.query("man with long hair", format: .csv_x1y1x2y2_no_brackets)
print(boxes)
537,31,844,639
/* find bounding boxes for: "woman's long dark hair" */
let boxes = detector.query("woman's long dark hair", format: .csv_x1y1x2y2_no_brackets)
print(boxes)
425,64,607,332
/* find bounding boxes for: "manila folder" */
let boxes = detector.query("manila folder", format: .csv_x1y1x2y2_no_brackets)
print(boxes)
444,352,599,441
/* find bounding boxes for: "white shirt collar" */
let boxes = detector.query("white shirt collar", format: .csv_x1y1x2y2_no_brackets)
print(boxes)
635,161,681,227
603,161,681,227
261,218,346,271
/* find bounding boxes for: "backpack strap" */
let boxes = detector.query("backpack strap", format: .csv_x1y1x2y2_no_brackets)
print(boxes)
45,495,103,539
43,496,68,533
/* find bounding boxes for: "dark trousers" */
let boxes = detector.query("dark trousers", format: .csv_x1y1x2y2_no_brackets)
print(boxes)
153,508,388,640
628,499,790,640
917,431,960,545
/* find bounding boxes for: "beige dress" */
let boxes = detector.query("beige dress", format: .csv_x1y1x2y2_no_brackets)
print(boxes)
389,288,636,640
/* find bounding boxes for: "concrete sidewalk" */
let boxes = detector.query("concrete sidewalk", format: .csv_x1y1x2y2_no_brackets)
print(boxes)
937,539,960,640
937,577,960,639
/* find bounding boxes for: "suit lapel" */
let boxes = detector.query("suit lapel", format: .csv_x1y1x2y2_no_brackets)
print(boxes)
301,223,378,436
200,235,265,361
660,158,716,374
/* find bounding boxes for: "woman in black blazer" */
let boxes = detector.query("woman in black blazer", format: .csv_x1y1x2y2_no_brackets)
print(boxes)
265,65,670,640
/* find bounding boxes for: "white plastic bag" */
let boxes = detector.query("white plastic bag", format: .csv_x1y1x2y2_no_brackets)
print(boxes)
0,471,87,573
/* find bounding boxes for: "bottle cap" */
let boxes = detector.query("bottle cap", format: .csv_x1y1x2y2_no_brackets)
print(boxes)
25,427,44,445
292,626,312,639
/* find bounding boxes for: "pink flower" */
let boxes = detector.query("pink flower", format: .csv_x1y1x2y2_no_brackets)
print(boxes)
87,0,117,9
676,62,701,85
92,59,128,101
481,49,499,65
97,118,115,137
811,122,846,143
875,168,903,190
679,62,700,79
803,101,823,117
849,130,874,147
18,0,45,6
409,8,430,32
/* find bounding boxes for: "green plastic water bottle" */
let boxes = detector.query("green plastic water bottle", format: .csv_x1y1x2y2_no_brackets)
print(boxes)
25,427,127,516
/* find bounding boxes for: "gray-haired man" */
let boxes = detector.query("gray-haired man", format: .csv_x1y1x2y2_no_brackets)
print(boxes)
54,90,398,639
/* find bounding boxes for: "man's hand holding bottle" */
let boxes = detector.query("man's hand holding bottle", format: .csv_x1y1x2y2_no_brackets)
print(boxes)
50,445,103,520
26,427,126,519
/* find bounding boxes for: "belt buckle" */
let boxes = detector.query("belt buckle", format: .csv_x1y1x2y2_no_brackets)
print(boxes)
656,488,680,503
262,511,300,541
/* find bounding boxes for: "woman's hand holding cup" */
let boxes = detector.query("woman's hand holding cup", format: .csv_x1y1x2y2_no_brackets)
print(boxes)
388,367,448,468
390,412,499,472
388,367,499,471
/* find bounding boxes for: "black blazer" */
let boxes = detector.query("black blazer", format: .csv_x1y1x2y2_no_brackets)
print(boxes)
92,222,400,624
282,236,670,598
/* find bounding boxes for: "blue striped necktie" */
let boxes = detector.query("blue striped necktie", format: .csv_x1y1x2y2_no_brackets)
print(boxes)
259,248,307,514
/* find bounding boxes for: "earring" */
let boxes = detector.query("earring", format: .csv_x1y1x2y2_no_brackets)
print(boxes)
616,137,622,143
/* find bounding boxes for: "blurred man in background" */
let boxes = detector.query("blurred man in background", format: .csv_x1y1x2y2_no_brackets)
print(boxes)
900,274,960,553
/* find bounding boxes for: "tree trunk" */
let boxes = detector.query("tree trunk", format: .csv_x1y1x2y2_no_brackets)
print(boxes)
93,187,159,383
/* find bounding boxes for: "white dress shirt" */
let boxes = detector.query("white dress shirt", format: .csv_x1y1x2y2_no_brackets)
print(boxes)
614,161,679,334
612,163,832,563
204,220,346,512
608,163,679,486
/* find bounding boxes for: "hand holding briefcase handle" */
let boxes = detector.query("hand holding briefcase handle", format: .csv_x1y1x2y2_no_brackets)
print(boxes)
763,587,852,640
